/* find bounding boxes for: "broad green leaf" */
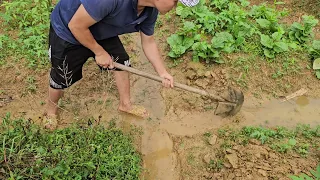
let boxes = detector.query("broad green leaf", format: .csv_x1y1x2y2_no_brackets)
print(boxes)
211,32,234,48
261,34,274,48
291,22,304,31
288,42,298,49
194,34,201,41
288,175,301,180
215,59,224,63
295,31,302,41
235,37,245,46
256,19,271,29
212,37,224,48
175,6,192,18
288,31,295,41
316,70,320,79
272,32,282,41
288,138,296,146
168,51,177,58
264,49,275,58
275,42,289,52
312,40,320,50
183,37,195,50
239,0,250,7
183,21,196,32
311,164,320,178
302,15,319,27
313,58,320,70
176,6,184,16
167,34,183,45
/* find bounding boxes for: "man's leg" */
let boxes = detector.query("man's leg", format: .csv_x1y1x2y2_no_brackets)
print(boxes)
114,71,131,111
114,70,149,117
98,36,148,117
46,87,64,116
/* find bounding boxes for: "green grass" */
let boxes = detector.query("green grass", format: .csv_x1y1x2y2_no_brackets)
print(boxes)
217,124,320,156
0,113,142,179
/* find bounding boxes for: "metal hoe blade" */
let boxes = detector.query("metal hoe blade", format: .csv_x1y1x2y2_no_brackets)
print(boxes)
214,87,244,117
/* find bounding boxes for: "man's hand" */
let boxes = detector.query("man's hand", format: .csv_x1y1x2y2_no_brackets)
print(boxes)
95,51,114,69
160,72,174,88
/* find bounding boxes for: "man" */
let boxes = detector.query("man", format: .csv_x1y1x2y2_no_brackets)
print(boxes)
44,0,199,130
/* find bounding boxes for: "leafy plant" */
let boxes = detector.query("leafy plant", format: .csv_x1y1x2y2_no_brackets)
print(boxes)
289,15,319,44
0,113,142,179
310,40,320,60
167,34,195,58
169,0,319,62
260,29,297,58
271,138,297,153
309,40,320,79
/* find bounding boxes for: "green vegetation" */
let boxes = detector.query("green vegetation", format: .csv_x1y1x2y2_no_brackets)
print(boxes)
0,0,53,68
218,124,320,156
310,40,320,79
290,164,320,180
168,0,319,78
0,113,142,179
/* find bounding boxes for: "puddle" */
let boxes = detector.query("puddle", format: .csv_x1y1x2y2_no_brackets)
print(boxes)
241,96,320,128
296,96,309,107
161,109,225,136
141,130,178,180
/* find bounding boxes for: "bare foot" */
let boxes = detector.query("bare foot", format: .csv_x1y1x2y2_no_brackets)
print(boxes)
42,113,59,131
118,104,149,118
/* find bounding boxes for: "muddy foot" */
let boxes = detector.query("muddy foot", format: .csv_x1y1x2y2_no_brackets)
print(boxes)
118,105,149,118
42,114,59,131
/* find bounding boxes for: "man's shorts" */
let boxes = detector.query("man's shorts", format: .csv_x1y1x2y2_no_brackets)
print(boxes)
48,25,131,89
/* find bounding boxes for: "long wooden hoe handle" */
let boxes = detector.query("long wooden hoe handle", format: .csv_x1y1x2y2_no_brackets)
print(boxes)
114,62,226,102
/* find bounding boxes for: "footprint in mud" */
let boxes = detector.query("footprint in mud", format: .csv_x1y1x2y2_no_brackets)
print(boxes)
0,95,13,107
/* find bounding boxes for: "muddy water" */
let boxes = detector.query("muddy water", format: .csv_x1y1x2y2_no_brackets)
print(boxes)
241,96,320,128
127,35,229,180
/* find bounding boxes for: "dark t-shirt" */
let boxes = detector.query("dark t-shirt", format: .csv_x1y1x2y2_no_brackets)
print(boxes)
50,0,159,44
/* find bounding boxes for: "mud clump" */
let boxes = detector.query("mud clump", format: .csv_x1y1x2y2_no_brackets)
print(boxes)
183,62,229,90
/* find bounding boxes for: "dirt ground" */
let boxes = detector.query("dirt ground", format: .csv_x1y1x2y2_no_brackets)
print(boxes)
0,0,320,180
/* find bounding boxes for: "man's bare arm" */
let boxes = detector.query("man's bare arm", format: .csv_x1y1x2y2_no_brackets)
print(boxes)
68,5,113,68
140,31,173,87
68,5,104,55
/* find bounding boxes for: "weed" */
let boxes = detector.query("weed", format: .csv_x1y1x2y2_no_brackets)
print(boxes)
26,75,37,93
204,132,212,137
97,99,103,105
271,138,297,153
208,159,224,172
187,154,196,165
0,113,142,179
0,0,53,68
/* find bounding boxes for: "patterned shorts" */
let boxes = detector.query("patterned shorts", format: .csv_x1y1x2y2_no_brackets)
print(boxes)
48,25,131,89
